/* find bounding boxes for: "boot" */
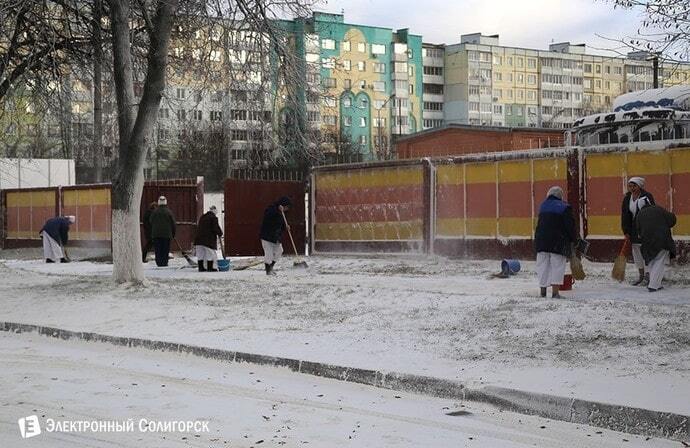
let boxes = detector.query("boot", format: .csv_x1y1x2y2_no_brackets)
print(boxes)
198,261,206,272
60,257,70,263
632,269,645,286
265,263,276,276
206,261,218,272
540,287,547,298
551,285,561,299
46,259,54,263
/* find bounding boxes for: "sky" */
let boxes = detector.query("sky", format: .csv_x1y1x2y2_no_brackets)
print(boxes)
317,0,645,56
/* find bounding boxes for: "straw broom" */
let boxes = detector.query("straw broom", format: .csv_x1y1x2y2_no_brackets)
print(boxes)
611,238,631,282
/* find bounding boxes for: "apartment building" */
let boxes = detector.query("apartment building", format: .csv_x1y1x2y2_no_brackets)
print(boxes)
437,34,690,129
421,43,445,130
280,12,424,161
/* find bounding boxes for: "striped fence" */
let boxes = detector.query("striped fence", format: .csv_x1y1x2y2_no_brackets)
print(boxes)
311,144,690,263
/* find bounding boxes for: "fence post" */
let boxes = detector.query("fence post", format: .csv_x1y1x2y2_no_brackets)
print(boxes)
422,158,435,255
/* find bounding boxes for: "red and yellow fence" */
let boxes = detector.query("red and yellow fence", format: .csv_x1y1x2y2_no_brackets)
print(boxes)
312,145,687,262
5,189,58,240
314,164,425,251
585,147,690,238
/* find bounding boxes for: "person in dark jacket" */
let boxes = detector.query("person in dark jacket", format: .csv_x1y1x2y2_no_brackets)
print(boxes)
635,198,676,292
534,186,577,298
259,196,291,275
141,201,157,263
150,196,176,267
194,205,223,272
621,176,655,285
40,215,75,263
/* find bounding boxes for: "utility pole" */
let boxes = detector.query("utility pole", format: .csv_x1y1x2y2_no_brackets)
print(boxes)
652,54,659,89
92,0,103,182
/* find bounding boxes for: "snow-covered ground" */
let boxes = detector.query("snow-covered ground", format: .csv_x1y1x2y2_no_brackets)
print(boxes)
0,332,676,447
0,251,689,418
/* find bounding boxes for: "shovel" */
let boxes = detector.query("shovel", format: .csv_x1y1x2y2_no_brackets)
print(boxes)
174,237,196,267
611,238,631,282
280,209,308,268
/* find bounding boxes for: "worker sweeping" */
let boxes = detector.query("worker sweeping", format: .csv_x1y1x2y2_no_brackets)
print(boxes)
259,196,291,276
40,215,75,263
621,176,655,285
150,196,176,267
194,205,223,272
635,198,676,292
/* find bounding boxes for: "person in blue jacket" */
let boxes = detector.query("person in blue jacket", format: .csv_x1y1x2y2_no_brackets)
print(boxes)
259,196,291,275
40,215,75,263
534,186,577,298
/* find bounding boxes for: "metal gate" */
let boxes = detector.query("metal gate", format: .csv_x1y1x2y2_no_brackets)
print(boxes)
224,179,306,256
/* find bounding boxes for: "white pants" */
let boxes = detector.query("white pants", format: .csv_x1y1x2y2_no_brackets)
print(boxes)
647,250,669,290
195,245,218,262
536,252,567,287
631,243,647,270
261,239,283,265
40,232,64,262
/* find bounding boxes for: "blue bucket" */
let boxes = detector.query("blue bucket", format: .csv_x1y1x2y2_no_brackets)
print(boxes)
217,259,231,272
501,259,521,275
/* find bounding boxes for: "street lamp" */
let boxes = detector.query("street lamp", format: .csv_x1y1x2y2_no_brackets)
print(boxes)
374,94,395,160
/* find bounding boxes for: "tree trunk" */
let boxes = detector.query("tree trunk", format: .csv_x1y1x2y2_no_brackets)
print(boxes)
92,0,103,183
109,0,177,283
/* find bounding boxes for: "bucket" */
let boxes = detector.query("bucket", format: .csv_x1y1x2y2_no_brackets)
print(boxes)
501,259,521,275
560,274,574,291
217,259,231,272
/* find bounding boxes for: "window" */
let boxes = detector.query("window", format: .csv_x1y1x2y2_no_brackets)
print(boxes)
527,74,536,85
343,41,351,51
493,55,502,65
614,66,623,75
494,72,502,81
584,63,592,73
480,103,492,113
605,65,611,74
231,130,247,141
343,60,351,71
423,101,443,111
321,57,335,69
527,58,536,69
359,135,367,145
323,97,337,107
507,89,513,99
321,39,335,50
469,85,480,95
343,96,352,107
158,108,169,119
322,77,337,88
192,110,202,120
595,64,601,74
210,50,221,62
357,61,366,71
395,62,408,73
468,51,479,61
177,109,186,120
211,91,224,102
518,89,524,100
307,111,320,122
517,73,524,83
507,56,513,66
231,90,248,101
157,128,170,142
527,90,536,100
409,84,414,94
357,42,366,53
324,115,337,126
372,44,386,55
469,102,480,112
583,79,592,89
176,88,186,99
394,43,408,54
231,109,247,120
307,91,319,103
493,105,503,114
423,66,443,76
306,53,319,63
408,65,414,77
343,79,352,89
359,117,367,127
344,116,352,126
210,111,222,121
374,117,386,127
425,84,444,94
394,80,408,90
373,63,386,73
595,79,602,88
517,57,524,68
373,81,386,92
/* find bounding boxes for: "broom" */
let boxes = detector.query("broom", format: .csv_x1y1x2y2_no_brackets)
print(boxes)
281,209,308,268
570,242,586,280
611,238,631,282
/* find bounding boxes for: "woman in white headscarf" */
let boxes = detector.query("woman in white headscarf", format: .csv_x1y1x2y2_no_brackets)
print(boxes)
621,176,655,285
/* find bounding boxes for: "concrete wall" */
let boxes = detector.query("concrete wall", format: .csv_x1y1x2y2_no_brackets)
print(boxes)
0,159,75,189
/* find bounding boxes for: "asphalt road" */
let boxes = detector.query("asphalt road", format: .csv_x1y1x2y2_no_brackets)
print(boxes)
0,332,674,448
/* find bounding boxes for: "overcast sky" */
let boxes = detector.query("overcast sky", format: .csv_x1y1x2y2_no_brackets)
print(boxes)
318,0,644,56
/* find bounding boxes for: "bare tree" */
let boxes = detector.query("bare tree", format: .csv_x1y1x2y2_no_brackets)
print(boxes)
610,1,690,62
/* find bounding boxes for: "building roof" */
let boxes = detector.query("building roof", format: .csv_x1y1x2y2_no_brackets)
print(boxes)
396,123,564,143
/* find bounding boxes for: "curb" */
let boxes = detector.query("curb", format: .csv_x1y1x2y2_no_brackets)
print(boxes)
1,321,688,442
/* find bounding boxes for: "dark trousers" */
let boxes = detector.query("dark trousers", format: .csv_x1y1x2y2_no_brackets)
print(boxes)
142,237,153,262
153,238,171,267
